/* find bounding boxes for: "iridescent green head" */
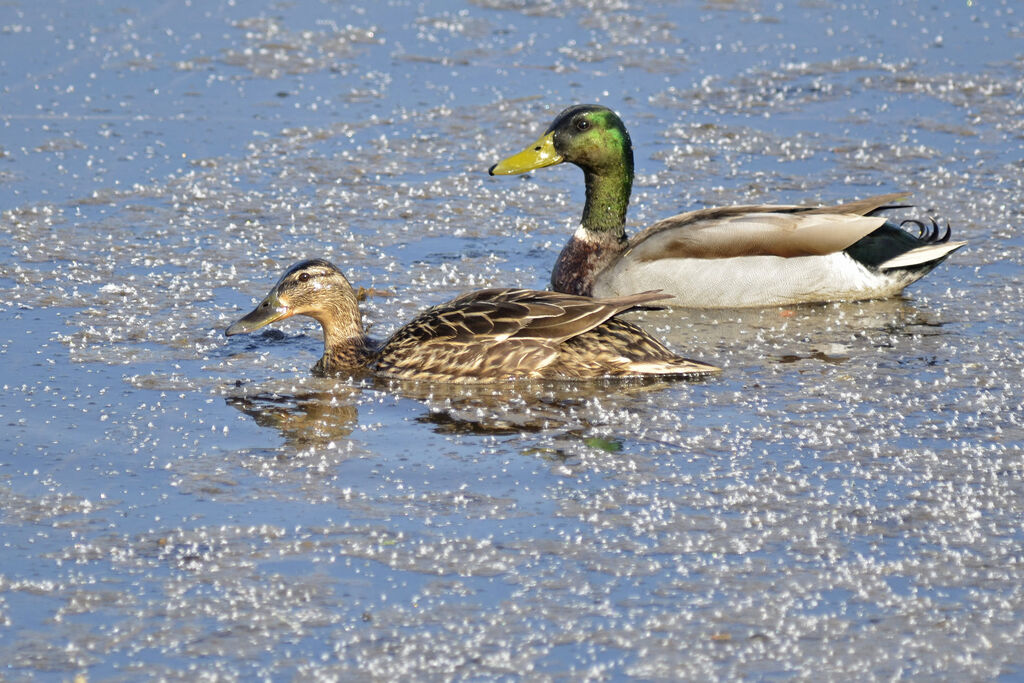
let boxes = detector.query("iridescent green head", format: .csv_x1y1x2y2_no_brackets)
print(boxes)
490,104,635,235
489,104,634,179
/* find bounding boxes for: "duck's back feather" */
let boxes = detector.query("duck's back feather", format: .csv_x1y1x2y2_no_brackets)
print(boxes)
370,288,709,382
627,193,913,260
629,210,887,260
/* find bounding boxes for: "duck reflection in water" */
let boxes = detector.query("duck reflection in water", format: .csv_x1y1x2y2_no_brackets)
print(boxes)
227,373,704,447
226,385,360,450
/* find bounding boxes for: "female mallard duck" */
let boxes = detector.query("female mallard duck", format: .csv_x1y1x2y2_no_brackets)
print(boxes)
489,104,966,308
225,259,718,383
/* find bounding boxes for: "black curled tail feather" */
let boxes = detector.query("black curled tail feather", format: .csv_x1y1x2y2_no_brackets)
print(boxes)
899,217,952,244
844,215,956,270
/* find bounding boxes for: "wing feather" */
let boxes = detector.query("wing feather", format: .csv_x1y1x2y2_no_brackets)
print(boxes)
627,194,909,260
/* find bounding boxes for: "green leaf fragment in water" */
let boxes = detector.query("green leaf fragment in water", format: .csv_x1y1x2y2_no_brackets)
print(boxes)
585,437,622,453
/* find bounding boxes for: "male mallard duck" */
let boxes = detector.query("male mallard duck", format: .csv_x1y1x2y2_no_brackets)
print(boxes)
225,259,718,383
489,104,966,307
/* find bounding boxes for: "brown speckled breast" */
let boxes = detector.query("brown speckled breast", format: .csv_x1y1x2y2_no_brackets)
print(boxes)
551,233,627,297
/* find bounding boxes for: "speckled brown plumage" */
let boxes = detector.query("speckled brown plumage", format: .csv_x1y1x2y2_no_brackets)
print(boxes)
551,230,627,297
226,259,718,383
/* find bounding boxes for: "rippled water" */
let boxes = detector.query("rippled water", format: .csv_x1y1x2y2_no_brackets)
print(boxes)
3,0,1023,679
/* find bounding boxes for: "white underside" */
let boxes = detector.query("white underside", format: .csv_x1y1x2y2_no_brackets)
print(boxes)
591,253,926,307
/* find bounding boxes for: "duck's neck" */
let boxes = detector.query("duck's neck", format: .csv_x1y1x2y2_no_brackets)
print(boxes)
553,164,633,297
311,307,376,376
579,154,633,237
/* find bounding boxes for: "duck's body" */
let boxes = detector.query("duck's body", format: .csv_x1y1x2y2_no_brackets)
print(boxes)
566,197,960,307
225,259,718,383
490,104,966,307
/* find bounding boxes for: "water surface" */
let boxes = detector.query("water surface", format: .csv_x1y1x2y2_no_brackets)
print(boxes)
2,0,1023,679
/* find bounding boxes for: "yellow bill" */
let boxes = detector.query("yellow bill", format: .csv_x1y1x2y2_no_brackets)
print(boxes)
488,132,564,175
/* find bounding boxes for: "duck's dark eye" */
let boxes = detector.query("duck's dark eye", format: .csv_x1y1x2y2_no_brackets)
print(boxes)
297,272,312,283
575,119,590,131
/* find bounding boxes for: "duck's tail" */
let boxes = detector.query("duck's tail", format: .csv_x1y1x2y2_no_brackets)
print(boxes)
625,358,721,376
846,216,966,273
876,218,967,270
